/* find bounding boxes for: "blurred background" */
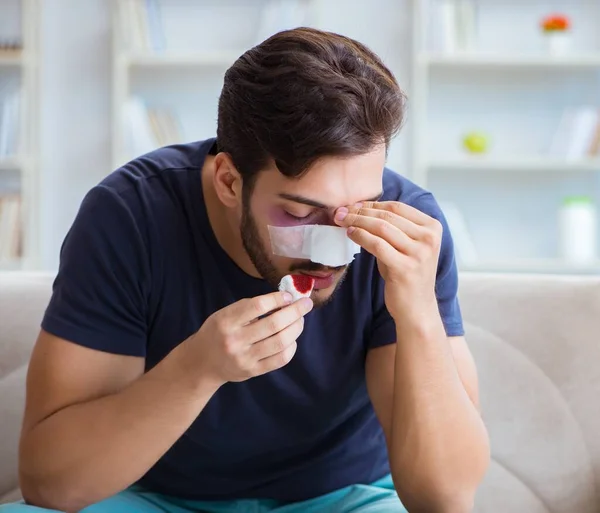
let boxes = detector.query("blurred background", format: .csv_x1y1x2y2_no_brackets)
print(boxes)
0,0,599,274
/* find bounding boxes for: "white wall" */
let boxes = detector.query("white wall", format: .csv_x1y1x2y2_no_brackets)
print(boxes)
39,0,112,269
38,0,412,270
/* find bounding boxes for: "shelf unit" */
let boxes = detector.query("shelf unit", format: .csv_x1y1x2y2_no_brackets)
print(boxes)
419,53,600,69
427,157,600,173
110,0,319,170
122,52,242,69
0,0,39,271
461,259,600,275
411,0,600,274
0,53,24,67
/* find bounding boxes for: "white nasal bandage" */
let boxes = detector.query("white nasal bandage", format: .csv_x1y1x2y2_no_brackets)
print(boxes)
267,224,361,267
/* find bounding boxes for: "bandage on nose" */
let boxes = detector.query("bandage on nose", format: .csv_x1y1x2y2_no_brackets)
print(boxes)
267,224,361,267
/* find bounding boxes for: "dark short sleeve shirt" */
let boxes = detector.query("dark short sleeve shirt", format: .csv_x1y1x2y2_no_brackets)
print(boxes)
42,138,464,502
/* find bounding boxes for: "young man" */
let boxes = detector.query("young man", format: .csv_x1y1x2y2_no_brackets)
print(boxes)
4,28,489,513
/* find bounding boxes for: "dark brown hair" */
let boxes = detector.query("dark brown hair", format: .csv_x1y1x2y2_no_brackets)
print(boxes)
216,27,406,191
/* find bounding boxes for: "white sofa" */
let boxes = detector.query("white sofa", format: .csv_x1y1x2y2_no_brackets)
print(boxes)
1,271,599,511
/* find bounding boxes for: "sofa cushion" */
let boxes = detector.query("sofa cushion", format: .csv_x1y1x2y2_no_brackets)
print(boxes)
1,271,600,511
0,489,22,505
0,272,55,502
459,273,600,513
0,272,54,379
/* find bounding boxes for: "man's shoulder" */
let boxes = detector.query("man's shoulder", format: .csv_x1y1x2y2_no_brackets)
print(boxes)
381,168,441,217
70,138,216,251
99,138,214,196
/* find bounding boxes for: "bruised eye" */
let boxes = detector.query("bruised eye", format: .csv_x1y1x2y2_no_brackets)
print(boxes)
284,211,313,221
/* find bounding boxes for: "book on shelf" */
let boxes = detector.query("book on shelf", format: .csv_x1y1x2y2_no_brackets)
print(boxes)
125,96,183,158
116,0,311,55
0,38,22,54
118,0,166,53
548,106,600,160
0,194,21,262
427,0,477,54
0,85,20,158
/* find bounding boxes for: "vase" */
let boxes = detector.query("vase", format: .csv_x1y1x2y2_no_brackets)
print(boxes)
544,31,571,57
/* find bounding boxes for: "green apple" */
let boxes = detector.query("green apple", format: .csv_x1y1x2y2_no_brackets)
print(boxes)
463,132,489,154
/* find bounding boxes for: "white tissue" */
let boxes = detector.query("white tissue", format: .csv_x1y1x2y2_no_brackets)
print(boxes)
267,224,361,267
278,275,314,301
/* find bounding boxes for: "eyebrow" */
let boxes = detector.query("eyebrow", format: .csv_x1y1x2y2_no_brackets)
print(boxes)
278,192,384,209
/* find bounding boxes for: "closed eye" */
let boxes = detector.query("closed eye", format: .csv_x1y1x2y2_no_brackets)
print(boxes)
284,211,313,221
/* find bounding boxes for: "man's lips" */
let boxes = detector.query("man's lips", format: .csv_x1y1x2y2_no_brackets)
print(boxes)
299,270,334,278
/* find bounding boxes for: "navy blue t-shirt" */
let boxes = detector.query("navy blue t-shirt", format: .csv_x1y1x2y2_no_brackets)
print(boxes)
42,138,464,502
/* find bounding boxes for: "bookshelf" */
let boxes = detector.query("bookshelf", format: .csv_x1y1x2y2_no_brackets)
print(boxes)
110,0,317,169
123,52,242,68
461,258,600,274
0,54,24,67
427,157,600,173
411,0,600,274
420,54,600,69
0,0,39,271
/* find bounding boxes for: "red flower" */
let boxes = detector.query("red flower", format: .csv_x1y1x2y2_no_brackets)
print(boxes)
541,14,570,32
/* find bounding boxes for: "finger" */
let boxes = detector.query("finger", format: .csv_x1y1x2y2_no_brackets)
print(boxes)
348,226,411,266
254,341,298,376
250,317,305,361
338,211,416,254
336,207,422,241
243,297,313,344
360,201,434,227
228,291,295,325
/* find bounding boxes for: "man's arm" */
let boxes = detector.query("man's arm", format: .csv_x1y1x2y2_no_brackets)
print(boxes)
335,199,490,512
18,330,221,513
366,335,489,513
19,291,309,513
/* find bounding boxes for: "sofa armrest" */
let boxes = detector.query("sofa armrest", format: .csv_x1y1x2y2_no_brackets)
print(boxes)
0,272,55,501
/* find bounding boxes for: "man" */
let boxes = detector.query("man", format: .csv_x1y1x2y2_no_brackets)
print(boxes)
3,27,489,513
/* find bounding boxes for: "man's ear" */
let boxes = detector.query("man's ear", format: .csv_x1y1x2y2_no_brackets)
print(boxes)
213,153,243,208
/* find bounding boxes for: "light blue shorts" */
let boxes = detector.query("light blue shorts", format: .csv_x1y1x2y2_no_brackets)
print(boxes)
0,474,406,512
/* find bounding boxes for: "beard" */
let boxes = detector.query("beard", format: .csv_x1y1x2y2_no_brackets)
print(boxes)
239,199,348,307
239,200,282,290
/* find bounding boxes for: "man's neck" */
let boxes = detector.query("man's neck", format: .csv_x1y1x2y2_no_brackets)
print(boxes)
201,157,261,278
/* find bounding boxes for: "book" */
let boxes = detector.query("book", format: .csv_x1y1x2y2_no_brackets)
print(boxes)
0,194,21,261
145,0,166,53
0,38,22,53
0,85,20,158
428,0,476,54
118,0,166,53
455,0,476,52
548,106,600,160
125,97,182,158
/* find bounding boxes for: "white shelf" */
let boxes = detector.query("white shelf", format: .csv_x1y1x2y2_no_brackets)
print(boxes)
0,259,23,271
122,52,239,69
0,51,24,66
0,156,27,171
419,53,600,69
460,259,600,274
411,0,600,275
427,157,600,173
0,0,40,270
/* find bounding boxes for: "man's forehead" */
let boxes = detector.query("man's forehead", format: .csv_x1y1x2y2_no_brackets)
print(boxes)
257,149,385,202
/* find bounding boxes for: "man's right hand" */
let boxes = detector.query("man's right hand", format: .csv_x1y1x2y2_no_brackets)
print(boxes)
19,290,312,511
182,292,313,385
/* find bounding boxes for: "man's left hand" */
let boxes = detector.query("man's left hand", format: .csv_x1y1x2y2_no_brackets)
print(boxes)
334,201,442,325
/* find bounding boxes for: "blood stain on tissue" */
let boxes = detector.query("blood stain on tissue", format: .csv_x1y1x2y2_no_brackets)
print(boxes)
291,274,314,294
